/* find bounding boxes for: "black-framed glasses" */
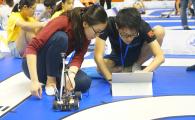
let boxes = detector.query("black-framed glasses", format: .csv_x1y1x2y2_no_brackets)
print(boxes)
119,31,139,39
115,23,139,39
91,26,104,36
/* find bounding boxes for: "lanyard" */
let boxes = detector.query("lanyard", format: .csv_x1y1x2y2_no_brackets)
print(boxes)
118,36,130,67
68,51,75,65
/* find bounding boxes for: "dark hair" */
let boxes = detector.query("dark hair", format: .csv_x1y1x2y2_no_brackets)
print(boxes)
43,0,56,15
62,5,107,51
53,0,66,13
5,0,14,7
44,0,56,9
116,7,141,32
12,0,36,12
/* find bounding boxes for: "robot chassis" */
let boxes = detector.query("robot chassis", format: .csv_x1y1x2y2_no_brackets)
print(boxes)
53,53,82,111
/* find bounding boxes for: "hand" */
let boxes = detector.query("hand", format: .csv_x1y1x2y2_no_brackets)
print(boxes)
65,72,76,91
30,81,42,99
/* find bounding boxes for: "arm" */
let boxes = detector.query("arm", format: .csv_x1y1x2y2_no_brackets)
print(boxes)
94,37,112,80
27,54,42,99
143,40,165,72
67,39,90,91
15,20,45,32
27,54,39,83
69,39,90,69
64,65,79,91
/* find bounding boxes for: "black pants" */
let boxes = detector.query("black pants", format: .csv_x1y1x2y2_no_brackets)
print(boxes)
22,31,91,93
100,0,111,9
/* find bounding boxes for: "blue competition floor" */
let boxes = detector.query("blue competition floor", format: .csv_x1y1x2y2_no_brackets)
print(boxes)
0,56,22,82
1,56,195,120
143,9,195,29
1,7,195,120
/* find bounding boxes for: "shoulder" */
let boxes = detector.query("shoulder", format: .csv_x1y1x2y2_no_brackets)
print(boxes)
9,12,19,17
51,10,63,19
50,15,70,25
139,19,156,43
139,19,152,33
140,20,150,29
54,15,69,21
8,12,23,22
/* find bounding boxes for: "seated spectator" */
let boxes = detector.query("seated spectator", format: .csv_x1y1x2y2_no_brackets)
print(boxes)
51,0,74,19
35,0,56,21
7,0,45,58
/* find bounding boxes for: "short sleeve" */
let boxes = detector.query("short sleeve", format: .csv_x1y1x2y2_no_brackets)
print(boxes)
140,20,156,43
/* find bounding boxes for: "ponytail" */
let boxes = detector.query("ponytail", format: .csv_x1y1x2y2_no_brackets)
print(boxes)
12,3,19,12
53,1,63,13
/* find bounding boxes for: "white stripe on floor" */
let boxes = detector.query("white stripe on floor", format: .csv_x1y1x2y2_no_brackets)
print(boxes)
146,19,195,23
0,72,31,117
144,58,195,66
165,26,195,30
64,96,195,120
81,58,195,68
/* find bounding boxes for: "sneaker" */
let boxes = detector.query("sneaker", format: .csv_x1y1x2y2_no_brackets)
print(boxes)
45,86,56,96
186,64,195,71
132,63,142,72
184,26,191,30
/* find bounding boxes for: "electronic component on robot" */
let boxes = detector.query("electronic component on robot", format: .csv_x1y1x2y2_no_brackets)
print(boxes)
53,53,82,111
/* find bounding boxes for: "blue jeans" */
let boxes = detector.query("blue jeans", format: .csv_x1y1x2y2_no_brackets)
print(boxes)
22,31,91,93
180,0,195,27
